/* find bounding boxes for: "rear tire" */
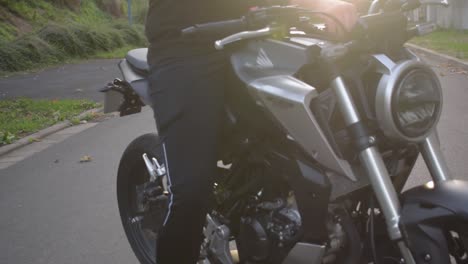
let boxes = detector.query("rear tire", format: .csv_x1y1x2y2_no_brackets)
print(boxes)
117,133,164,264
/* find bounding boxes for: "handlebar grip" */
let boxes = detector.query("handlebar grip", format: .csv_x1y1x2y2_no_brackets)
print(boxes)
181,19,247,39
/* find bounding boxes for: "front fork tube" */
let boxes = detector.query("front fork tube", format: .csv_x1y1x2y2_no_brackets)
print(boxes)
331,77,416,264
420,132,452,183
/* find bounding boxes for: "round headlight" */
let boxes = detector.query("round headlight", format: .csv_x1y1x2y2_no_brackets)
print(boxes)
375,60,442,142
392,69,442,138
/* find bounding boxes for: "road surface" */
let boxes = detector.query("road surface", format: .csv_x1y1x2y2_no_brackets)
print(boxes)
0,59,121,102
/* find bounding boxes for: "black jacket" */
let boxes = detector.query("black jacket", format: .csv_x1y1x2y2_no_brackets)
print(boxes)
145,0,284,64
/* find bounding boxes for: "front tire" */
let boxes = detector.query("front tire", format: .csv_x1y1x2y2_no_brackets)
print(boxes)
448,227,468,264
117,133,164,264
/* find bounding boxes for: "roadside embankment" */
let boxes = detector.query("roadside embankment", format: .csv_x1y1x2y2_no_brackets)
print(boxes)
0,0,148,75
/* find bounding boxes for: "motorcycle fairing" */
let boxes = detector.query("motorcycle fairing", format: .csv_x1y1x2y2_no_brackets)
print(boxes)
231,38,358,182
230,39,307,84
249,75,357,181
400,180,468,263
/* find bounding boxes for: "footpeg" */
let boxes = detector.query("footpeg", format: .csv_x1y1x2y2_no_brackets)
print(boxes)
142,153,167,181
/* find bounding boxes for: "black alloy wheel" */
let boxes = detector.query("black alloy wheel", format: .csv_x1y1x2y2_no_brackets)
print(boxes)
448,228,468,264
117,133,167,264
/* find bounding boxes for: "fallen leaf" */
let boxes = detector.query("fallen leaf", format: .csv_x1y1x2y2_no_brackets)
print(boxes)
80,155,92,163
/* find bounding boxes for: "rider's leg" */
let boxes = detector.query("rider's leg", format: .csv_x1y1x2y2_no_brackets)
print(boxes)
149,52,227,264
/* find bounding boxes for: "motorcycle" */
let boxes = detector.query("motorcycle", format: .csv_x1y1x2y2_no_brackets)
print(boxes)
101,0,468,263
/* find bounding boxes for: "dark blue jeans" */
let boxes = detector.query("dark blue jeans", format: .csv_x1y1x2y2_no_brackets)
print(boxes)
148,50,227,264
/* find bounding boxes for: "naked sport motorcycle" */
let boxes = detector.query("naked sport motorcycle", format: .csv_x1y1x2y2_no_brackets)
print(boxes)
101,0,468,263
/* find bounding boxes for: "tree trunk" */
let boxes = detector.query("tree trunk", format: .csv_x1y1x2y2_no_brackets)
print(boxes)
66,0,81,11
96,0,122,17
46,0,81,11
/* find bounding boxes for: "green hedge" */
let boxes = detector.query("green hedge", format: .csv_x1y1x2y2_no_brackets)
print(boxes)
0,22,146,73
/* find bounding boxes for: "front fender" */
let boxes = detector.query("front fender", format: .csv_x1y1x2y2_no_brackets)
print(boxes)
400,180,468,263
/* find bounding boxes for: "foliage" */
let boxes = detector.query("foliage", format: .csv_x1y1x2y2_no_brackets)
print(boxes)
0,98,98,145
0,21,146,73
0,0,147,73
411,29,468,60
0,131,16,145
0,22,19,42
123,0,149,24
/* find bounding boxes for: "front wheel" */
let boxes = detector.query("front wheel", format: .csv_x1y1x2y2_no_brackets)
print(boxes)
117,133,166,264
448,227,468,264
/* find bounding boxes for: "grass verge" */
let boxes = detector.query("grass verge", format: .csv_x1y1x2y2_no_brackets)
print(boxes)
0,98,99,145
410,29,468,60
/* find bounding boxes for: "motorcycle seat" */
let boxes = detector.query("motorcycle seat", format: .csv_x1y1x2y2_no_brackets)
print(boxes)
126,48,149,73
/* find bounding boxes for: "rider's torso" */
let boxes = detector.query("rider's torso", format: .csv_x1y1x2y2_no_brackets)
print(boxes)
145,0,281,65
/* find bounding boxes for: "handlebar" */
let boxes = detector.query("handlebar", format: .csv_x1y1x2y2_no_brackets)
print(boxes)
181,19,247,39
181,6,308,38
181,0,449,51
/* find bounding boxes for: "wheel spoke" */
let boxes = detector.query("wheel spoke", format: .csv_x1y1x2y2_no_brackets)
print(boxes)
129,215,144,225
448,230,468,264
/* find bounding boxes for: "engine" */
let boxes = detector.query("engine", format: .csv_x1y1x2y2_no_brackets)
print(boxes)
238,198,302,263
238,197,350,264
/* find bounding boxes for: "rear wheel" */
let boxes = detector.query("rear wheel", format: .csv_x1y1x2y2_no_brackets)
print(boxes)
117,133,165,264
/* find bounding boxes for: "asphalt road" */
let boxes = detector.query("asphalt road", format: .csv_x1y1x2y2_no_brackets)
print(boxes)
0,57,467,263
0,107,156,264
0,59,121,102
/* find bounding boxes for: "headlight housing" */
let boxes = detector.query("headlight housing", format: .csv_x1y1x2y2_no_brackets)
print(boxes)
375,58,442,142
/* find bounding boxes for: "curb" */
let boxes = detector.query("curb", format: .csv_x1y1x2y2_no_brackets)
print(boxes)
406,43,468,71
0,107,103,157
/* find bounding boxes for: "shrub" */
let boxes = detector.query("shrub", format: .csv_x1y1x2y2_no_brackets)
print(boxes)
0,22,146,73
111,22,145,45
38,23,89,57
0,35,64,71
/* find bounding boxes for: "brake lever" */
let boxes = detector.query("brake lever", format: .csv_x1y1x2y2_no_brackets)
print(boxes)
214,27,276,50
